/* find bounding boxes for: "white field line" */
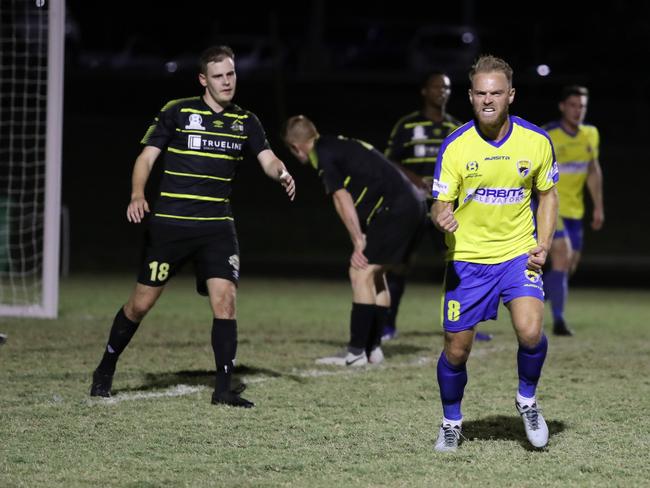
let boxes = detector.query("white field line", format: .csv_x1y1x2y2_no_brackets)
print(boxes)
86,384,205,406
85,345,506,405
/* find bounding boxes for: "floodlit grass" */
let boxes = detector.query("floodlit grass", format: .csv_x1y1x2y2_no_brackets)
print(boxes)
1,275,649,487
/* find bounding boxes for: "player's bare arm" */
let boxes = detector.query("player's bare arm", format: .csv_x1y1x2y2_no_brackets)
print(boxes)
257,149,296,201
587,157,604,230
528,187,559,271
127,146,160,223
332,189,368,270
431,200,458,233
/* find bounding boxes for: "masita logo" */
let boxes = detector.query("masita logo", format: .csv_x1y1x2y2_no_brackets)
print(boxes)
464,187,524,205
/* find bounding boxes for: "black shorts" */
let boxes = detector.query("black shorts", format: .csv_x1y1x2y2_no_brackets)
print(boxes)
137,221,240,295
364,196,427,265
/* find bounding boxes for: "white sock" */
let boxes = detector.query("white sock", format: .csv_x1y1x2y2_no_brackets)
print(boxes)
442,416,462,427
516,392,536,407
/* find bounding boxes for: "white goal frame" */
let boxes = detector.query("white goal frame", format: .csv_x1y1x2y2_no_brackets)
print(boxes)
0,0,64,318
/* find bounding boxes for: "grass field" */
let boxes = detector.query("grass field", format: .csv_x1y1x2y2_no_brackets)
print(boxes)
1,275,649,487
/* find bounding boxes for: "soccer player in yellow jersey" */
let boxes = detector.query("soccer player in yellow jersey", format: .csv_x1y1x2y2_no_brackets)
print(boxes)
431,55,559,451
543,86,604,336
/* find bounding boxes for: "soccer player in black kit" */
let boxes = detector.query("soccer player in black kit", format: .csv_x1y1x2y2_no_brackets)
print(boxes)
283,115,425,366
90,46,295,407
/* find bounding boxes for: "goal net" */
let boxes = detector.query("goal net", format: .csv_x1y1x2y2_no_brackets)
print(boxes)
0,0,64,318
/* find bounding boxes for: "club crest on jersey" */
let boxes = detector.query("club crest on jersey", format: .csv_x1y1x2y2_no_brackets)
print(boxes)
466,161,479,173
411,125,426,140
230,120,244,132
185,114,205,130
516,160,531,177
525,269,541,283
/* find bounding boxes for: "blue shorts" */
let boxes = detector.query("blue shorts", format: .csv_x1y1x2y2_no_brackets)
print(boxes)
554,217,583,251
441,254,545,332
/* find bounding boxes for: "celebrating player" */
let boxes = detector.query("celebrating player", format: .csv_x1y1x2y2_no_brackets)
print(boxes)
431,55,558,451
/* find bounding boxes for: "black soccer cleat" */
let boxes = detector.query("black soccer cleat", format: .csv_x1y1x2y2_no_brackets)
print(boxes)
90,369,113,397
211,384,254,408
553,319,574,336
0,333,7,346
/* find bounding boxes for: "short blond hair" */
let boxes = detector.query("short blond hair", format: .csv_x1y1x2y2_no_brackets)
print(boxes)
283,115,319,144
469,55,513,86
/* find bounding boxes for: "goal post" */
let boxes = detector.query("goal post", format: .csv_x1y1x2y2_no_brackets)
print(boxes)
0,0,64,318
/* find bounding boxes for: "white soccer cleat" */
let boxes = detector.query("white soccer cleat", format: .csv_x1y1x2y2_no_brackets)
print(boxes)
516,399,549,448
434,422,462,452
315,350,368,367
368,346,384,364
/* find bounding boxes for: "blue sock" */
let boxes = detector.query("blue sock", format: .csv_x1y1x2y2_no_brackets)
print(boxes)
437,352,467,421
544,270,567,322
517,335,548,398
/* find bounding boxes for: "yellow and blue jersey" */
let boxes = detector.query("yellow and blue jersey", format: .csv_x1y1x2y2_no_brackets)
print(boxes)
543,121,599,219
432,116,558,264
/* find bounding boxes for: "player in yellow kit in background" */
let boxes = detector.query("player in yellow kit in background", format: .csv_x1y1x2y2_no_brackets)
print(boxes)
543,86,604,336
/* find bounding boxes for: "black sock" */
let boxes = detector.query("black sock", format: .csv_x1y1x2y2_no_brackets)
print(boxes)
212,318,237,394
96,307,140,375
366,305,389,354
386,272,406,329
349,303,375,354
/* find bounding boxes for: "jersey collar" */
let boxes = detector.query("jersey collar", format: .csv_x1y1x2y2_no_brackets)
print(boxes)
474,115,514,148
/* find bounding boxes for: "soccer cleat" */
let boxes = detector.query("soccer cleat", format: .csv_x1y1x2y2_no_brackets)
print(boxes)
553,319,574,336
0,333,7,346
368,346,384,364
516,399,549,448
90,369,113,398
475,331,493,341
211,384,254,408
434,422,462,452
381,326,397,341
315,349,368,367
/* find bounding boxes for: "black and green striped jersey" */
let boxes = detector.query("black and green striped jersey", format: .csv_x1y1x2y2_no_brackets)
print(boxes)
384,111,462,178
310,135,421,228
141,96,270,226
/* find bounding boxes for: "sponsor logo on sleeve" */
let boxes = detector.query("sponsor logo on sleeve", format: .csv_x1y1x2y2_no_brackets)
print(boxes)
432,179,449,195
548,161,559,182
